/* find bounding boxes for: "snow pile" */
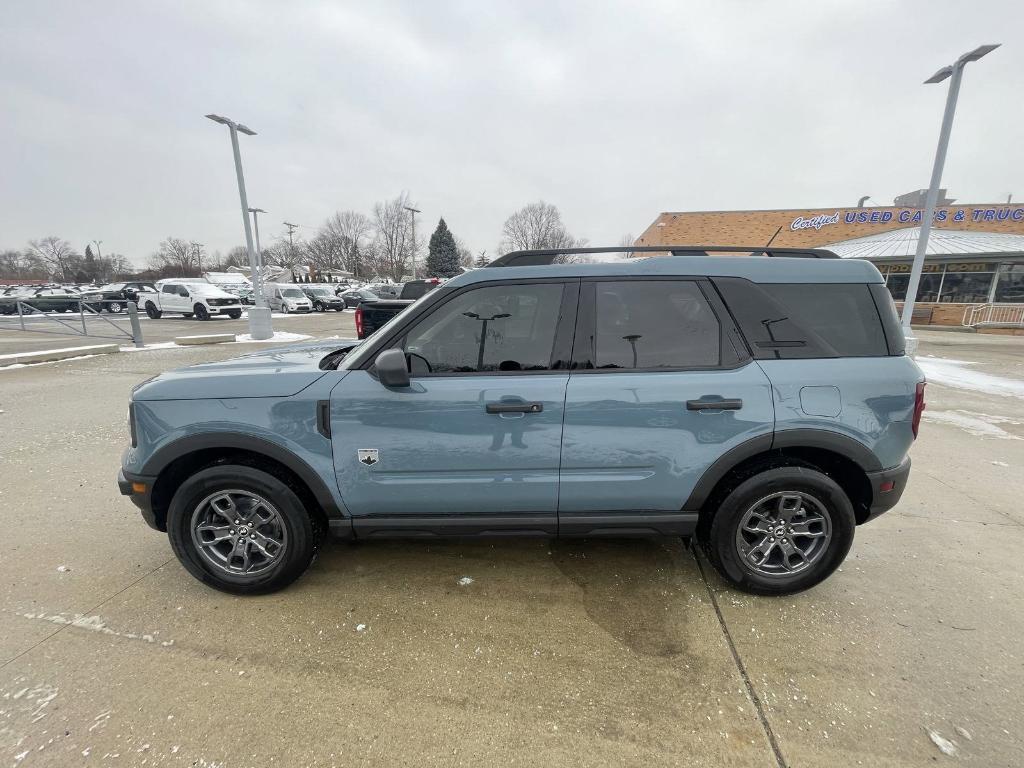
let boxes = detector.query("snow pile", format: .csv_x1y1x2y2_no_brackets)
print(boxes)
917,356,1024,399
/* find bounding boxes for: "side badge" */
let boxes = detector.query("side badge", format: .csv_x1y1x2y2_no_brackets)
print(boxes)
357,449,379,466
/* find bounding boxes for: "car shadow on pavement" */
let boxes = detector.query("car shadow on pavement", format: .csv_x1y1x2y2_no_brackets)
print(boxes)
310,536,698,659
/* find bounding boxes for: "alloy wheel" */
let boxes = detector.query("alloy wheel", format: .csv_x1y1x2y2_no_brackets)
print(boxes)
734,491,832,577
190,490,288,577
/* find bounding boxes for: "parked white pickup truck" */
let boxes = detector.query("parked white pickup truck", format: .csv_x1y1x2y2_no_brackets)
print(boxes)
143,280,244,320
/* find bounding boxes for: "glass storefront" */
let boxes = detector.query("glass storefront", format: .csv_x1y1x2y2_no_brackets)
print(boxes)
994,264,1024,303
877,261,1016,303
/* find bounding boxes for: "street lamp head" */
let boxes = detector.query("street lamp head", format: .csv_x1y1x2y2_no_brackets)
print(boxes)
403,206,421,214
236,123,257,136
205,113,232,126
924,66,954,84
960,43,1000,64
248,207,266,214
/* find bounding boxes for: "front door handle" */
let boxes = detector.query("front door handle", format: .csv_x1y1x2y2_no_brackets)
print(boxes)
686,398,743,411
486,402,543,414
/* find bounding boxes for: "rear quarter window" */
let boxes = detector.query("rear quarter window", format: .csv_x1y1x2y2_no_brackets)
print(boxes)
713,278,891,358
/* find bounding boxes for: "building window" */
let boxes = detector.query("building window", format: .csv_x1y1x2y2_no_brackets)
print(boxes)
886,272,942,302
994,265,1024,303
938,271,996,303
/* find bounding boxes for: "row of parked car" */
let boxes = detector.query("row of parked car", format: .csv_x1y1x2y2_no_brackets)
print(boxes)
0,277,443,322
0,282,157,315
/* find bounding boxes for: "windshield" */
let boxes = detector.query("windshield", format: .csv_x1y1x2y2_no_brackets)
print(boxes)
307,286,333,295
340,290,437,370
281,288,305,298
100,283,125,290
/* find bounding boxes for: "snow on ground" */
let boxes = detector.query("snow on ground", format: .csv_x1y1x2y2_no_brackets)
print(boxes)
917,355,1024,399
233,331,312,343
922,409,1022,439
15,611,174,646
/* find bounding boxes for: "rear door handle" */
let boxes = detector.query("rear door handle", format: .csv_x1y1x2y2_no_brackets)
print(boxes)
686,398,743,411
486,402,543,414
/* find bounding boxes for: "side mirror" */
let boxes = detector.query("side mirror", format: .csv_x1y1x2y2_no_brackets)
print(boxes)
375,348,410,388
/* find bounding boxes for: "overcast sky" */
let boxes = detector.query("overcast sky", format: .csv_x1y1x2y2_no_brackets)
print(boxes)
1,0,1020,266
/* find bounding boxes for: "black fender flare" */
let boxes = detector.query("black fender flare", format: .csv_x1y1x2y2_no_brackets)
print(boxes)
141,432,343,518
683,429,880,511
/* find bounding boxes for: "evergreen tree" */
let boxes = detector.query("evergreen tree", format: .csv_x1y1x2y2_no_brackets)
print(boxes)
474,250,489,268
425,217,461,278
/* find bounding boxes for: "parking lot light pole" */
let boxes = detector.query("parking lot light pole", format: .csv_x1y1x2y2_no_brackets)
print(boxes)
248,207,266,299
901,44,1000,346
404,206,421,279
205,113,272,340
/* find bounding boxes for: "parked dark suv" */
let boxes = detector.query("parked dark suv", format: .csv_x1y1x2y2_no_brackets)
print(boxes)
119,247,923,596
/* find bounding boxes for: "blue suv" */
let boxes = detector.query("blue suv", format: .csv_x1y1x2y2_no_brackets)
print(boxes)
118,247,925,595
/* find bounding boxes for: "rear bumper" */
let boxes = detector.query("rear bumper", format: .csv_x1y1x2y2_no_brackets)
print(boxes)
863,457,911,523
117,468,162,531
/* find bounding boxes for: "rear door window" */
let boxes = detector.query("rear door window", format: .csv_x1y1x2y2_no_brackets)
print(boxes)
587,280,722,369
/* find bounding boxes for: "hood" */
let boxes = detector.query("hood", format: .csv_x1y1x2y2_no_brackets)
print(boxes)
132,338,361,401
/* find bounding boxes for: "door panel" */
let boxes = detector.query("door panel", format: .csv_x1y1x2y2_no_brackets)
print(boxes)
559,365,774,513
330,371,568,523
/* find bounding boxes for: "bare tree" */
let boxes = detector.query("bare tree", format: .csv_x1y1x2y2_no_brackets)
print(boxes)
371,192,416,282
321,210,373,278
303,231,343,273
498,201,581,254
0,249,48,280
148,238,205,277
455,236,475,270
28,237,79,281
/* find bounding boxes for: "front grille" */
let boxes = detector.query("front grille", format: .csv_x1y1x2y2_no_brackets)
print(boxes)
208,298,239,307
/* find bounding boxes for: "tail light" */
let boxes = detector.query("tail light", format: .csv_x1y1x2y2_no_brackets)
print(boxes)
912,381,926,438
354,306,364,337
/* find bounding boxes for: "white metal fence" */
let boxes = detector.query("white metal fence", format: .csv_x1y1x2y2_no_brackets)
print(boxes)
962,303,1024,328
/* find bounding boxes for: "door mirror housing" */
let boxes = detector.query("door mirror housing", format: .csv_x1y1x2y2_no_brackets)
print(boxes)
375,348,410,387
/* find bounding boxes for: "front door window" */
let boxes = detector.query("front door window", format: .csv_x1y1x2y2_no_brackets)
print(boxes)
402,283,565,374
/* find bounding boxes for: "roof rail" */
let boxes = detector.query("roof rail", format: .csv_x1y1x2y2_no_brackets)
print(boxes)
488,245,839,267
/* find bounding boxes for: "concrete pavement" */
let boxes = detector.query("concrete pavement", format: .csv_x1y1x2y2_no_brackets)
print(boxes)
0,330,1022,767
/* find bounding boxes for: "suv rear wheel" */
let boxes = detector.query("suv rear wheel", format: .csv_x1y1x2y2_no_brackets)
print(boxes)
702,466,855,595
166,465,320,594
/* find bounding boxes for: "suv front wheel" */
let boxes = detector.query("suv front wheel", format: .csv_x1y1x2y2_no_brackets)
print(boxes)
702,466,855,595
166,465,320,594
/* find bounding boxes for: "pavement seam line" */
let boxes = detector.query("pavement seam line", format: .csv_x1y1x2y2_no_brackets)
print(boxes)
922,469,1024,527
691,543,788,768
0,556,175,671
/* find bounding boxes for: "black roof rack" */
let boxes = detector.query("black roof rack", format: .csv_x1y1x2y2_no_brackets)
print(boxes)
488,245,839,267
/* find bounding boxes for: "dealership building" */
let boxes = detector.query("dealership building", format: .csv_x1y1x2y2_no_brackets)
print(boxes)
636,199,1024,327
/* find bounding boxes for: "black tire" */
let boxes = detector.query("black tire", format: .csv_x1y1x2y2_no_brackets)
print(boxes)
145,302,162,319
313,301,325,312
701,466,855,596
194,304,210,321
226,310,242,319
166,465,320,595
107,301,124,314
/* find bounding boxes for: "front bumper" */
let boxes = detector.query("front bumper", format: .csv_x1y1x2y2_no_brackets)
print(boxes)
207,305,241,314
117,468,162,531
863,456,911,523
